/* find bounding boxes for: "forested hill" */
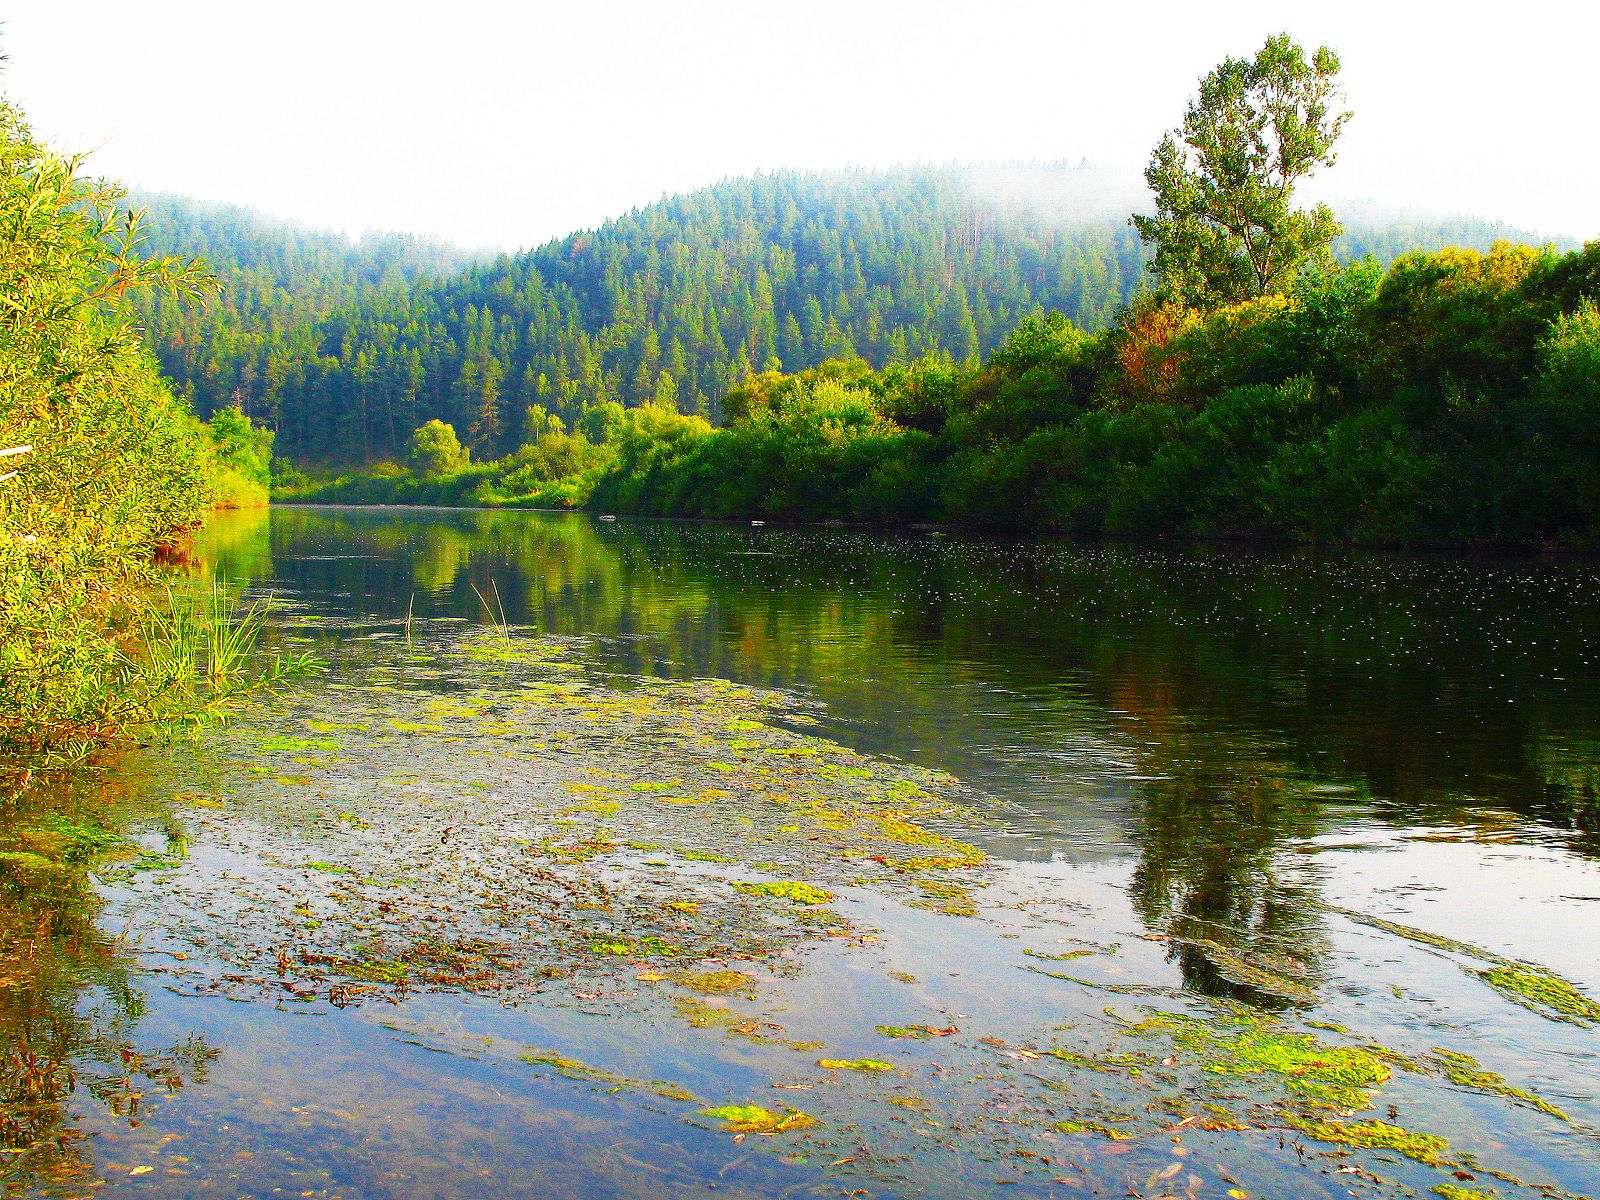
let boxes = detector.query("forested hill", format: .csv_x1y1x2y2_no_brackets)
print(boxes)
130,165,1557,464
126,193,474,406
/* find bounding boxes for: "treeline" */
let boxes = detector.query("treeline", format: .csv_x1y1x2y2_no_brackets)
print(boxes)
132,166,1547,465
283,240,1600,547
0,88,278,782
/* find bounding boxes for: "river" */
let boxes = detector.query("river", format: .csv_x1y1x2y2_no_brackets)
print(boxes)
3,505,1598,1199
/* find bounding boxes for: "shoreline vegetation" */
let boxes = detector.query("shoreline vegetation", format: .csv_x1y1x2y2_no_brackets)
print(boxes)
276,236,1600,549
259,39,1598,551
0,83,293,791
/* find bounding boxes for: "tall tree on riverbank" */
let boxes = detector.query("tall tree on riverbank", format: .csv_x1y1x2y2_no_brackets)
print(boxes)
1133,33,1351,305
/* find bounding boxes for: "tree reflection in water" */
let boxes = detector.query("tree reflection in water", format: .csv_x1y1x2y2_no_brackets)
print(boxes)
0,772,218,1193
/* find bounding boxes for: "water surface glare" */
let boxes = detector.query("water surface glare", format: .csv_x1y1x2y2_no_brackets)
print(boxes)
4,505,1599,1199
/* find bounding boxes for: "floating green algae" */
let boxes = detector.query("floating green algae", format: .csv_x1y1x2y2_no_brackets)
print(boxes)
673,968,758,996
698,1104,817,1134
1035,1006,1408,1143
254,734,343,754
61,596,1599,1200
1052,1119,1134,1140
1154,1011,1391,1109
910,879,979,916
669,997,820,1049
1286,1117,1449,1165
1331,905,1600,1027
818,1058,896,1072
520,1049,697,1103
1430,1048,1569,1120
343,958,409,985
1477,964,1600,1026
1022,948,1097,962
733,880,835,905
0,850,69,882
875,1024,958,1039
387,718,442,734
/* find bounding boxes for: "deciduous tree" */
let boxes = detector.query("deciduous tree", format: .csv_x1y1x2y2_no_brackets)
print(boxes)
1132,33,1351,306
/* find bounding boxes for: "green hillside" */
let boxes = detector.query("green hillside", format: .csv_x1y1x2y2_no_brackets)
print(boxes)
130,165,1558,464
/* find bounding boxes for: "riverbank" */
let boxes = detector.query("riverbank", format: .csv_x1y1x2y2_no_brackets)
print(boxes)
275,239,1600,549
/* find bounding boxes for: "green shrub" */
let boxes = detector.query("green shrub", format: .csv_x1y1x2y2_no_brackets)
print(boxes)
0,87,277,774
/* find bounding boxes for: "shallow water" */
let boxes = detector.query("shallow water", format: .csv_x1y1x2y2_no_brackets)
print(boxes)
4,505,1600,1199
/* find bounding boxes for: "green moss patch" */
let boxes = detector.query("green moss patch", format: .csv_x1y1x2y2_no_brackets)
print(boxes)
818,1058,896,1072
1477,964,1600,1025
876,1024,958,1039
673,968,758,996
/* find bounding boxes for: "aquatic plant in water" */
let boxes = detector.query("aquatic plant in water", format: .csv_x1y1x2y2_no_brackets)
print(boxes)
698,1104,817,1134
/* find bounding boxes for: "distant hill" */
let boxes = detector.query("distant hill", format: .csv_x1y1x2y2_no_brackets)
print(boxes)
127,166,1564,463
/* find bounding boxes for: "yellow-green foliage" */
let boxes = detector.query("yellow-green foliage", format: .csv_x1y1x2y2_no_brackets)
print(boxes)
0,86,238,775
733,879,835,905
698,1104,816,1134
1145,294,1298,406
206,405,273,508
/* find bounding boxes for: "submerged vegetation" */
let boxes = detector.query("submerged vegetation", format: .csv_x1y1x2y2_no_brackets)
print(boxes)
6,500,1600,1196
13,604,1583,1198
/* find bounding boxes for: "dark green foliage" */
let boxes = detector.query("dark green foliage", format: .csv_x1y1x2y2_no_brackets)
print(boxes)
132,167,1549,469
284,240,1600,548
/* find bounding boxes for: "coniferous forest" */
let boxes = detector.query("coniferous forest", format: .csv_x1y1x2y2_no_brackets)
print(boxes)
130,166,1553,465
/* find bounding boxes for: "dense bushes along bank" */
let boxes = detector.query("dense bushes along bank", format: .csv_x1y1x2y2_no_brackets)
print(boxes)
281,239,1600,548
0,86,279,783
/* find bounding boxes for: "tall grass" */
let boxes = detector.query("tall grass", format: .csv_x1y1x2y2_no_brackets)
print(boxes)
469,579,512,646
0,582,320,789
135,581,321,731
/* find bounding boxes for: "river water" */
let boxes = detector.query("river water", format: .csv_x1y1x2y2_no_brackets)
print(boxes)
3,505,1599,1199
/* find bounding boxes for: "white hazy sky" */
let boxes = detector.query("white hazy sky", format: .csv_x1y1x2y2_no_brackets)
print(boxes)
2,0,1595,250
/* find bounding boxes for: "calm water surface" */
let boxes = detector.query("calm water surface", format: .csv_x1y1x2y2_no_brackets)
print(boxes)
4,505,1599,1199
